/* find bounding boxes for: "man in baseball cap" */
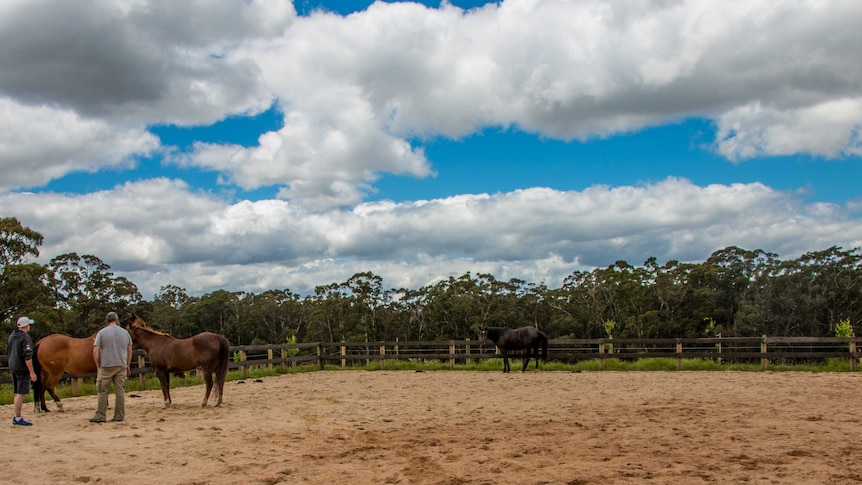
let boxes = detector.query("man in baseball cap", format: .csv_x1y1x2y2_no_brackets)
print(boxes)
9,316,37,425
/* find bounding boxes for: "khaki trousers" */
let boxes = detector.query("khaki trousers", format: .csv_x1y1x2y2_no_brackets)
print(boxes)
93,365,127,421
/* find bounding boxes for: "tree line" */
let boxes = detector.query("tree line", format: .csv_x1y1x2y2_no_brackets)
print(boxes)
2,216,860,350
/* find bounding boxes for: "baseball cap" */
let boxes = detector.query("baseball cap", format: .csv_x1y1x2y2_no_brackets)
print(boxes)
17,316,35,328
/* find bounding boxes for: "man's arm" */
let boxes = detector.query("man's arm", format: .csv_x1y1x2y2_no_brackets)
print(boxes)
93,346,101,368
126,344,133,376
25,358,36,382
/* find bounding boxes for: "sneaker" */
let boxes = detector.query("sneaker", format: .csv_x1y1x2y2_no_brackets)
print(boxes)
12,417,32,426
89,418,105,423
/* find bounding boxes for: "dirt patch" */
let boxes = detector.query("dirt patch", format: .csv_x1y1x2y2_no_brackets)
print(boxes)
6,370,862,484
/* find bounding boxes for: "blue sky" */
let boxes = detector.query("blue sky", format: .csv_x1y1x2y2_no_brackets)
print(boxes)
2,0,861,299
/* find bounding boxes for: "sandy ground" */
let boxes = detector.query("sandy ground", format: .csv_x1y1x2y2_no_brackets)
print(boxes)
4,370,862,485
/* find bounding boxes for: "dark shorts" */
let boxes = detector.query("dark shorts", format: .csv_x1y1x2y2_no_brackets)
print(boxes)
12,373,31,395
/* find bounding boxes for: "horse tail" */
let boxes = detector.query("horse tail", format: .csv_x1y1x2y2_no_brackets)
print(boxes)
216,336,230,386
540,332,548,363
32,342,43,410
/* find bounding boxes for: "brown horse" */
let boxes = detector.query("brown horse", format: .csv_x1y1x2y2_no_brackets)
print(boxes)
123,313,230,408
32,333,98,412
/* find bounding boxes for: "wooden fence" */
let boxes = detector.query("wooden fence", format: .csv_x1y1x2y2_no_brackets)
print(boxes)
2,336,861,392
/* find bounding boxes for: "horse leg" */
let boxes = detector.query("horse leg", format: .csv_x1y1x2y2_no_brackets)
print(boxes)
41,373,65,412
501,350,510,373
201,370,214,408
215,379,224,407
33,375,46,413
46,385,64,412
156,370,172,408
521,348,530,372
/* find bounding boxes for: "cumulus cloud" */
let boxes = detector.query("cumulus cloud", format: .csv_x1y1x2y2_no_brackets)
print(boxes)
0,0,291,124
716,99,862,160
2,0,862,200
167,0,862,207
3,178,861,298
1,0,862,298
0,98,160,190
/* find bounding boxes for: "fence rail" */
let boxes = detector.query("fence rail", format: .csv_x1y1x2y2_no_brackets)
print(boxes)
2,336,861,390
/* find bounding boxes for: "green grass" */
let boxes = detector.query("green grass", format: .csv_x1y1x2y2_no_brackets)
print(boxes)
2,357,858,406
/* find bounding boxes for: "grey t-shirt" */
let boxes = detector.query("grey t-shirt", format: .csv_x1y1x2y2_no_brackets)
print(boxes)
94,325,133,368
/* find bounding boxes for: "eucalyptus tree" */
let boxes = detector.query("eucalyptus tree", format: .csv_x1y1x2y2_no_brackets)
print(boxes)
549,270,605,338
44,253,142,336
151,285,191,336
0,217,51,338
698,247,774,335
250,289,307,344
420,273,501,340
644,258,699,337
345,272,389,342
306,282,351,342
795,246,862,335
177,290,239,340
516,280,554,333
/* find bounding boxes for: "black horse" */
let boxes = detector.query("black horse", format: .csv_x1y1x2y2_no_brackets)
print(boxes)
478,326,548,372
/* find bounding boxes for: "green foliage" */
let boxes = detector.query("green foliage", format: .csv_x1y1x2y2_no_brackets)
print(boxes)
835,318,854,337
604,319,616,338
284,335,300,357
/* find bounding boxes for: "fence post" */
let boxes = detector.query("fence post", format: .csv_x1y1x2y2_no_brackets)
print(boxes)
268,349,273,370
761,335,768,371
341,345,346,368
71,378,80,397
317,343,325,370
449,340,455,370
599,339,605,370
850,341,857,371
240,351,248,379
380,345,386,370
138,355,146,390
676,338,683,371
465,338,471,364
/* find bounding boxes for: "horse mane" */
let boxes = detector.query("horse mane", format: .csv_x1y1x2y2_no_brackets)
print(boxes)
136,325,169,336
124,314,170,336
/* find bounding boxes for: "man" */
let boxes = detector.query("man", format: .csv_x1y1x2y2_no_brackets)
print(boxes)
91,312,133,423
8,316,37,426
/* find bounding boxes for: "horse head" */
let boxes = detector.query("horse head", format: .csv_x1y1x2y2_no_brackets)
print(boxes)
121,312,148,332
477,326,489,343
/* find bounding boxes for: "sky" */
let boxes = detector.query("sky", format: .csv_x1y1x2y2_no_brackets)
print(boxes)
2,0,862,300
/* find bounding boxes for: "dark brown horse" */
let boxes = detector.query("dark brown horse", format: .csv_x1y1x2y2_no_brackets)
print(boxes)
478,326,548,373
123,313,230,408
32,333,98,412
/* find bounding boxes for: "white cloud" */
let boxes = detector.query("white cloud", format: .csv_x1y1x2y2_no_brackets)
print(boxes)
0,0,291,124
3,0,862,200
0,98,160,190
170,0,861,207
1,0,862,300
716,99,862,160
3,177,860,298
